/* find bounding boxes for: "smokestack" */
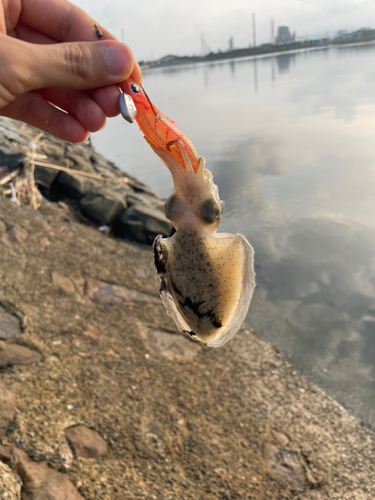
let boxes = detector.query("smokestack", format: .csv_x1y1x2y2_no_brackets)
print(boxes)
252,12,256,47
271,18,274,44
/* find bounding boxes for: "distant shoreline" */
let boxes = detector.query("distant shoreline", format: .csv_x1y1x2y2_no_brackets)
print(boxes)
140,38,375,71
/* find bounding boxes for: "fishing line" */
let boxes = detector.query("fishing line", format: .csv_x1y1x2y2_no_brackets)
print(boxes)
84,0,102,38
84,0,93,18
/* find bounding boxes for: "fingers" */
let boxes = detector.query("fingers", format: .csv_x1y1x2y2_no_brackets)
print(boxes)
88,67,143,118
0,35,135,100
19,0,115,43
131,62,143,86
1,93,89,143
35,88,106,132
89,85,121,118
14,23,142,87
14,22,56,45
0,3,6,34
0,0,143,139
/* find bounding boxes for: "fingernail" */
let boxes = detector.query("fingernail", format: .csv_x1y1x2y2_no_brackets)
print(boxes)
105,44,133,77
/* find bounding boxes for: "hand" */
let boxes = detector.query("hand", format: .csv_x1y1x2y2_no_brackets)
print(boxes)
0,0,142,142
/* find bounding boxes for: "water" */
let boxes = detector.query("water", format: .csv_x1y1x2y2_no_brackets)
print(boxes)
92,43,375,428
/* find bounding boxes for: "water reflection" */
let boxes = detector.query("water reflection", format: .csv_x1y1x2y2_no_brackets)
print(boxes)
229,60,235,78
275,52,295,74
247,217,375,427
253,58,258,93
92,42,375,428
212,136,287,218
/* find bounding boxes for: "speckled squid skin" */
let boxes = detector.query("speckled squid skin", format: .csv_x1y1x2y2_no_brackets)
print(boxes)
149,140,256,347
154,225,255,347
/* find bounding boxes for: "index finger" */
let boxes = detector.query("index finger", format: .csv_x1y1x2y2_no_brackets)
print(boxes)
19,0,113,43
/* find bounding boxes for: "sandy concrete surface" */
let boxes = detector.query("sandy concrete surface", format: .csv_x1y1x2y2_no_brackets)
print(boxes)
0,195,374,499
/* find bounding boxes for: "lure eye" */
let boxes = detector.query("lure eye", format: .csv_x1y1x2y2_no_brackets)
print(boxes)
130,83,140,93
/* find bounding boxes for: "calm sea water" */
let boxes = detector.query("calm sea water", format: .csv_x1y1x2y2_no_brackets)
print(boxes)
92,43,375,428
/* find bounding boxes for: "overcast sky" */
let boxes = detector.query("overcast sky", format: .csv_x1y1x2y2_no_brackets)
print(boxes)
71,0,375,61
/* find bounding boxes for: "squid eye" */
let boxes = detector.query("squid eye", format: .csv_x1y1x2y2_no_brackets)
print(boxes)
130,83,140,93
200,198,221,224
164,194,184,223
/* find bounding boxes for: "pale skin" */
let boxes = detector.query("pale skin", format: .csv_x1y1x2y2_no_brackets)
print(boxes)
0,0,142,142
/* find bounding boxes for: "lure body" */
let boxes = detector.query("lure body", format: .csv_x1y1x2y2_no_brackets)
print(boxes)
121,79,200,173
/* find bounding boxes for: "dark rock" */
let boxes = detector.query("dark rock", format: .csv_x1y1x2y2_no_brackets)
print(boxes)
66,155,94,172
34,165,60,190
125,191,163,209
40,142,65,159
79,190,126,226
146,330,201,359
65,425,107,458
103,184,133,204
51,272,76,294
263,443,306,492
0,381,19,438
1,225,29,245
0,148,23,170
0,446,84,499
0,342,41,368
85,278,159,306
65,145,93,169
113,204,173,244
89,152,127,178
126,179,159,198
0,306,21,340
52,171,99,199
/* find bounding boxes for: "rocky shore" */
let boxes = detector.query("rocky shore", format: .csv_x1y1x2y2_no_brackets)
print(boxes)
0,117,173,245
0,118,375,499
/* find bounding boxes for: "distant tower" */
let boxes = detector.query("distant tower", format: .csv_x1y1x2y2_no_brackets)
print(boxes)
275,26,295,45
228,37,234,51
252,13,257,47
271,18,275,44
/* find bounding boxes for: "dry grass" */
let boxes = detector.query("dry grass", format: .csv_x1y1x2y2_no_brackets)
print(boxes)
0,130,129,211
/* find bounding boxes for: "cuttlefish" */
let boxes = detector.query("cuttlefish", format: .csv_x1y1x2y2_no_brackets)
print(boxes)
120,79,256,347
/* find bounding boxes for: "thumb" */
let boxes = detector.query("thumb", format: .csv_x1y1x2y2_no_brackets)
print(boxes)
0,36,134,99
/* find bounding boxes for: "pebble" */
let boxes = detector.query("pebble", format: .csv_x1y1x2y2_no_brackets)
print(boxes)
85,278,159,306
0,446,84,499
146,330,201,359
0,460,21,500
65,425,107,459
132,267,148,278
0,225,28,245
0,341,41,368
0,306,21,340
263,443,305,492
52,272,76,294
0,381,19,438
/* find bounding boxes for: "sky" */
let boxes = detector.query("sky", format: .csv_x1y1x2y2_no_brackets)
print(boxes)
71,0,375,61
